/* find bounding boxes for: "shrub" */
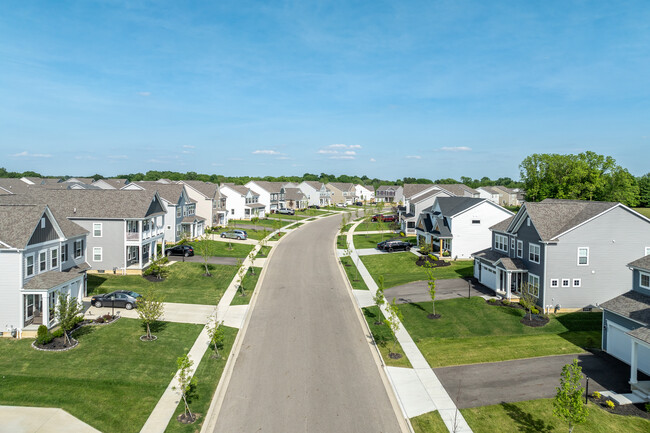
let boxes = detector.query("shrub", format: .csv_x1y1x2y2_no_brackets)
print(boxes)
52,328,64,338
592,391,601,400
605,400,615,409
37,325,48,340
502,299,510,306
531,307,539,315
72,315,85,326
399,232,405,237
419,243,432,255
95,317,105,323
102,314,113,321
645,402,650,413
37,332,54,345
442,250,450,257
487,298,497,304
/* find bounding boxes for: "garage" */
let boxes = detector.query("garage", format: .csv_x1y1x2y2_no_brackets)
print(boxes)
479,264,496,290
606,321,650,375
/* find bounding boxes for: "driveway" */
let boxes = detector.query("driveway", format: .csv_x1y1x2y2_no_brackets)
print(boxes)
83,301,215,324
434,352,648,409
167,255,238,265
385,277,494,304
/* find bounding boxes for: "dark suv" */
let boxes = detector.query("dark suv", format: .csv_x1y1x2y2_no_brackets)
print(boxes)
377,239,412,252
165,245,194,257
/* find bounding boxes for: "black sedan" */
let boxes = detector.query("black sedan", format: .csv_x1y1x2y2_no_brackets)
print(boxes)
165,245,194,257
377,239,412,252
91,290,141,310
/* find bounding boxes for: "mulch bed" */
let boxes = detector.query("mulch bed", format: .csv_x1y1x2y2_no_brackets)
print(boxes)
177,413,199,424
427,313,442,320
486,299,524,310
589,396,650,420
32,336,78,352
415,256,451,268
388,352,403,360
520,315,550,327
143,275,165,283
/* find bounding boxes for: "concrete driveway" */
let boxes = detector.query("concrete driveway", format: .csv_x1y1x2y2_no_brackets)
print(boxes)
385,277,494,304
84,301,215,324
434,352,647,409
167,255,238,265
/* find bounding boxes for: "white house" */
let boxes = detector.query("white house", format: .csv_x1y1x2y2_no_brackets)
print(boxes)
246,181,293,212
416,197,514,259
220,184,266,220
477,186,502,204
355,185,375,203
400,186,451,235
299,181,332,207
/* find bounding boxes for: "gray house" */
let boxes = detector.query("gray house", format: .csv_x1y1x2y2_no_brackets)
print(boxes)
376,185,404,203
0,204,89,337
472,199,650,310
601,255,650,397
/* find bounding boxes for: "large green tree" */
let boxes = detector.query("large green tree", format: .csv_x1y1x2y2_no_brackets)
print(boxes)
637,173,650,207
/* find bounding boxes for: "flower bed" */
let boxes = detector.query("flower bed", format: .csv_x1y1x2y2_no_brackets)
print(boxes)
32,315,119,351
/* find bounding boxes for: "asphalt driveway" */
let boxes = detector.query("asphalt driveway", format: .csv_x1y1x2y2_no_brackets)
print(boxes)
434,352,647,409
385,277,494,304
167,255,238,265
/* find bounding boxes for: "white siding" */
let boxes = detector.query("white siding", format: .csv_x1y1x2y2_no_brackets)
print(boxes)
0,251,22,332
451,203,512,259
606,321,650,375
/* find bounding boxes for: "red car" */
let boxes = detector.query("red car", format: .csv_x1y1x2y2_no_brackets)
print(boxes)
371,214,397,222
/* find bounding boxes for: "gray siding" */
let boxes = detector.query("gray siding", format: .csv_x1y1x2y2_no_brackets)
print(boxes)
146,196,165,217
602,309,644,351
74,219,125,271
545,206,650,308
513,219,545,303
27,212,59,246
632,269,650,297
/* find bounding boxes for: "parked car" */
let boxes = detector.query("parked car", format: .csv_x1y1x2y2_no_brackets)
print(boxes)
354,201,363,206
165,245,194,257
308,205,321,209
381,214,397,222
91,290,141,310
377,239,412,252
277,208,295,215
335,203,347,207
221,229,248,240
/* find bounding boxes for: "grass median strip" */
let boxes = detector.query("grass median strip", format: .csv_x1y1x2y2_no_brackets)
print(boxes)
255,245,272,258
0,319,203,433
88,262,239,305
361,253,473,288
337,235,348,249
229,218,291,228
340,256,369,290
164,326,238,433
398,297,601,367
363,306,412,368
411,411,448,433
230,267,261,305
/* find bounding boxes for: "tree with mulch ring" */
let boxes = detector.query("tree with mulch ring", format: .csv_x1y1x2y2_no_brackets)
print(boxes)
373,276,387,325
415,255,451,268
521,314,550,327
195,233,214,277
33,325,79,351
424,262,441,320
384,297,403,360
174,354,198,424
137,286,165,341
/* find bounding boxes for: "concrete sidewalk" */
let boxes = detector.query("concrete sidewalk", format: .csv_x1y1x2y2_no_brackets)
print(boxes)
0,406,100,433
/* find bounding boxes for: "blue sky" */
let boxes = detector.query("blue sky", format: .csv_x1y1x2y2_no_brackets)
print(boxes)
1,1,649,180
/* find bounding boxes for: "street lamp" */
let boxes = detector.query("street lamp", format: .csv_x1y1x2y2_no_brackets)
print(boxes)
585,375,590,404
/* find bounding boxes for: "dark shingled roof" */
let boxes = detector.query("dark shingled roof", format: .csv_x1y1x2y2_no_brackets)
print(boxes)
0,178,32,194
436,197,485,217
600,291,650,325
472,248,508,263
411,188,443,203
524,199,619,241
628,255,650,271
497,257,528,271
628,327,650,345
403,184,434,199
491,216,514,232
416,214,434,233
23,267,87,290
432,217,453,238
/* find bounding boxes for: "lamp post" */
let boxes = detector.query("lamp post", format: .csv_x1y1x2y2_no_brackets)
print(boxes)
585,375,590,404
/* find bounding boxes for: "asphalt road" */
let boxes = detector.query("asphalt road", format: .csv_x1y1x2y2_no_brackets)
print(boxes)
211,214,404,433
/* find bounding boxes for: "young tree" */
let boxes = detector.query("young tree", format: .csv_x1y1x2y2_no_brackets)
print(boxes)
195,234,212,276
55,292,84,345
174,354,197,422
384,297,403,357
519,283,538,321
424,262,438,318
137,287,165,340
236,258,247,297
144,256,170,280
340,214,348,234
206,319,225,359
372,276,386,325
247,250,257,275
377,217,386,241
553,359,589,433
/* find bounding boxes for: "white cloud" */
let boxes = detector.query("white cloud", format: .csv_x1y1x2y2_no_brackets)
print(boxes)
108,155,128,160
317,149,338,154
328,144,348,149
276,156,290,160
252,150,280,155
370,158,376,162
343,151,356,155
406,155,422,159
183,145,195,149
74,155,98,160
330,155,355,160
138,92,151,97
182,150,192,154
440,146,472,152
11,151,52,158
318,144,361,158
349,145,361,149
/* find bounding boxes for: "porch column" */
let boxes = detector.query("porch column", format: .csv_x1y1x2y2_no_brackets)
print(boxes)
630,341,638,384
43,295,50,326
506,272,512,300
138,220,143,240
138,244,142,269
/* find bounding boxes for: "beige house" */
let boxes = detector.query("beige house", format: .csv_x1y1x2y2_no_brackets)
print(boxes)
326,182,356,205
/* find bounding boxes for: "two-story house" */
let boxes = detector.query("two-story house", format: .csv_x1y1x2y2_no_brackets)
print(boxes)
326,182,356,205
220,184,266,220
600,255,650,396
179,180,227,228
355,184,375,203
416,197,513,259
246,181,295,212
376,185,404,203
491,186,525,207
434,184,480,198
299,181,332,207
281,187,308,209
472,199,650,310
399,184,449,234
0,204,90,337
476,186,502,204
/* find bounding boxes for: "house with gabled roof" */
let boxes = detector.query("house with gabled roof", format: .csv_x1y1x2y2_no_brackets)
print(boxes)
326,182,357,205
400,186,451,235
90,178,129,190
246,181,295,212
472,199,650,310
355,184,375,203
376,185,403,203
179,180,227,227
416,197,513,259
491,185,525,207
600,255,650,397
282,187,308,209
0,189,167,275
0,204,90,337
477,186,502,204
220,184,266,220
298,181,331,207
434,183,479,198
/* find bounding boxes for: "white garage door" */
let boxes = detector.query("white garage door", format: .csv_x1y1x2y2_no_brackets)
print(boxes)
607,321,650,376
480,264,496,290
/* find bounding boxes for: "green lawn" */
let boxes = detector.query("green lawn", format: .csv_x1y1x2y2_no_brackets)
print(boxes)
230,267,261,305
190,239,254,258
337,235,349,249
295,208,329,216
342,223,354,232
229,218,291,228
88,262,238,305
340,256,369,290
255,245,272,258
398,297,601,367
0,319,203,433
354,220,387,232
363,306,412,368
165,326,238,433
353,234,416,249
633,208,650,218
461,398,650,433
361,253,473,288
269,232,284,241
268,213,307,220
411,411,448,433
287,222,304,228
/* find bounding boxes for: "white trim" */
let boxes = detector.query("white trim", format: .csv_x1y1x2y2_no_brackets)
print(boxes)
640,271,650,290
529,243,540,264
550,279,559,287
562,279,570,287
25,253,35,277
38,250,47,273
50,247,59,269
93,247,103,262
573,278,581,287
495,234,508,252
577,247,589,266
93,222,103,237
516,240,523,258
528,273,540,297
645,247,650,256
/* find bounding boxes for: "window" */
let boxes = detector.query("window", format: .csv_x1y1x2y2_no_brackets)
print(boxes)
562,279,570,287
517,240,523,258
41,217,46,228
645,247,650,256
93,247,102,262
577,247,589,266
573,279,581,287
176,207,181,218
231,209,235,215
472,219,480,225
74,240,83,259
510,238,515,251
93,223,102,237
527,217,531,226
51,247,58,268
640,272,650,289
495,234,508,252
39,251,47,272
528,274,540,297
48,291,57,322
26,255,34,277
550,279,559,287
529,243,540,263
61,244,68,263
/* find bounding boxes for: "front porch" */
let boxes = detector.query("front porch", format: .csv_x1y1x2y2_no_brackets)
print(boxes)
125,239,160,271
629,329,650,401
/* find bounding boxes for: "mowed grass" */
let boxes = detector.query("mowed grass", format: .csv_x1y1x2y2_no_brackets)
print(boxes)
337,235,349,249
340,256,369,290
230,267,261,305
461,398,650,433
164,326,238,433
255,245,272,258
229,218,291,228
633,208,650,218
411,411,448,433
295,208,329,216
267,213,307,220
88,262,238,305
354,220,389,232
190,239,254,258
398,297,601,367
361,252,474,288
363,306,412,368
0,319,202,433
353,234,416,249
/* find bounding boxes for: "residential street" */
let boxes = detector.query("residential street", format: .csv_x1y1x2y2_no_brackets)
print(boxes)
211,214,405,433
